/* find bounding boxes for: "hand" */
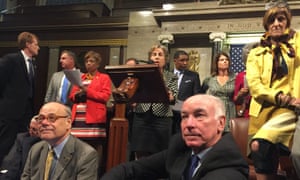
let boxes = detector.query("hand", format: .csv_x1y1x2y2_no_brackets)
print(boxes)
168,90,175,102
289,98,300,108
277,93,293,107
80,86,87,92
238,87,249,97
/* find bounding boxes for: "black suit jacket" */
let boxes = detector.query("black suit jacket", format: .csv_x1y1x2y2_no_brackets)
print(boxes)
0,52,34,121
0,132,40,180
177,70,202,101
101,133,249,180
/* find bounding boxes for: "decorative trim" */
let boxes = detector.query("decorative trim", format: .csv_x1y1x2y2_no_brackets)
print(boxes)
0,39,128,47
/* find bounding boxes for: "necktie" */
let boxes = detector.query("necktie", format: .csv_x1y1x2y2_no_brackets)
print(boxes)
187,155,200,180
44,149,54,180
28,59,34,81
176,71,183,88
61,76,69,104
27,59,34,98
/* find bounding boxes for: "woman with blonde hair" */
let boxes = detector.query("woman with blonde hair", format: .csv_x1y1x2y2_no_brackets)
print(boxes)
130,45,178,159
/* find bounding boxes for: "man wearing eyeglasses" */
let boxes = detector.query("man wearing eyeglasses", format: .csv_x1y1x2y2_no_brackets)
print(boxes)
21,102,99,180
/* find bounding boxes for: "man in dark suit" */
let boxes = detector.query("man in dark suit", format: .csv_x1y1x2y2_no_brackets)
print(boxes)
44,50,77,108
0,32,40,165
172,50,202,134
0,115,41,180
21,102,98,180
101,94,249,180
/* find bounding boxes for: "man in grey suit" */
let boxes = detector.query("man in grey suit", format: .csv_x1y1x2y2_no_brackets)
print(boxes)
21,102,98,180
44,50,76,108
172,50,202,134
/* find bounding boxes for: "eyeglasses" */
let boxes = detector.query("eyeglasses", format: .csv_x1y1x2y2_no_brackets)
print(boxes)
37,113,68,123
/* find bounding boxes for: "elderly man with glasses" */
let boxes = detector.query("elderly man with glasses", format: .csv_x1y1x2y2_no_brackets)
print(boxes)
21,102,99,180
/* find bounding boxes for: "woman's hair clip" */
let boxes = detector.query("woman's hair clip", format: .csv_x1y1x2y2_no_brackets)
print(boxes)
265,0,289,10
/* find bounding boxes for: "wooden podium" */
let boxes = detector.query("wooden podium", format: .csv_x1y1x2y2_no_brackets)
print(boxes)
105,64,169,171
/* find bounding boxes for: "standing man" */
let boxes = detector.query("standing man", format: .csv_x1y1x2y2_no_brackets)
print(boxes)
172,50,202,134
21,102,99,180
0,31,40,165
44,50,76,108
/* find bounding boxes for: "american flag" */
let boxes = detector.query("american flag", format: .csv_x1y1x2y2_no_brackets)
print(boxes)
230,44,245,73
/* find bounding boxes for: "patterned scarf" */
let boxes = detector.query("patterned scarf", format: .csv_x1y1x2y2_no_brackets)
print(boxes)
260,28,295,81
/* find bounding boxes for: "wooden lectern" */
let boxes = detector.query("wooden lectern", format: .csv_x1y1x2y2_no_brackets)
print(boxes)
105,64,169,171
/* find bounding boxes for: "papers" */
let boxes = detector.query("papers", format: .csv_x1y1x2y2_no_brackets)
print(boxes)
64,69,83,87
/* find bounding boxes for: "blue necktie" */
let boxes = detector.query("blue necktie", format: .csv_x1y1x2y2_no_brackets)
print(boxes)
61,77,69,104
188,155,199,180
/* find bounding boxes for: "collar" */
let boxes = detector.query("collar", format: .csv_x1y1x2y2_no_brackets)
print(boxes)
192,147,212,162
49,135,70,159
21,50,31,61
174,69,184,74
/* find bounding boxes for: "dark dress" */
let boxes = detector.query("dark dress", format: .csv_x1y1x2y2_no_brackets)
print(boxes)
130,70,178,154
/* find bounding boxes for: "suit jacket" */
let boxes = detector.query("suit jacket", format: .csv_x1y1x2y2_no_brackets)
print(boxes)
172,70,201,112
70,71,111,123
21,135,99,180
0,51,34,121
177,70,202,101
101,132,249,180
0,132,40,180
44,71,73,108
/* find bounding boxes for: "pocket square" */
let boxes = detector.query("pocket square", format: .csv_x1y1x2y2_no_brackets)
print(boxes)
184,80,192,83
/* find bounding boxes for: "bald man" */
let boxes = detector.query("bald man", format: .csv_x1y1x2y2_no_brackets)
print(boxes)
22,102,98,180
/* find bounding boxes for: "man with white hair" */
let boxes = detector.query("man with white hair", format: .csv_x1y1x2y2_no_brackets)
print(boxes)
102,94,248,180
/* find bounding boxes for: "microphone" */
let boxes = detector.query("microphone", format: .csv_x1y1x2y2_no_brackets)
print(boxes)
137,59,154,64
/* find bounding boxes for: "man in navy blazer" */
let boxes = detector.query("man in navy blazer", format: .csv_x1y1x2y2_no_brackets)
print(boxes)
101,95,249,180
44,50,77,108
0,32,40,165
172,50,202,134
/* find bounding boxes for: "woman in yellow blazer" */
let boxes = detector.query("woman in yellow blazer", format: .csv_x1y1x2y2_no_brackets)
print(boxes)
246,2,300,180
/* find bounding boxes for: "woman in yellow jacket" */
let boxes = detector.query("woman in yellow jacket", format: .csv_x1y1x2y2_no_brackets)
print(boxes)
246,1,300,180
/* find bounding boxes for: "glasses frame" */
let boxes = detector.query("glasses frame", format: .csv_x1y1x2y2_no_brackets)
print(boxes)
37,113,69,123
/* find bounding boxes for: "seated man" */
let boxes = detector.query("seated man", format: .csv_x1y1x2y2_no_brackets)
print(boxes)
0,116,40,180
21,102,99,180
101,94,249,180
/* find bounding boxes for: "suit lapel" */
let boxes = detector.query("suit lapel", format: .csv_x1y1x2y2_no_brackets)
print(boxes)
172,150,191,179
39,143,49,180
17,52,30,84
52,136,75,180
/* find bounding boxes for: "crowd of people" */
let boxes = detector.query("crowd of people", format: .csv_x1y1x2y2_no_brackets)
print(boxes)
0,1,300,180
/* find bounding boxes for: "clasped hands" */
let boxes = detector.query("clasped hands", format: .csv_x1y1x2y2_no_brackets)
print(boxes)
276,93,300,113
